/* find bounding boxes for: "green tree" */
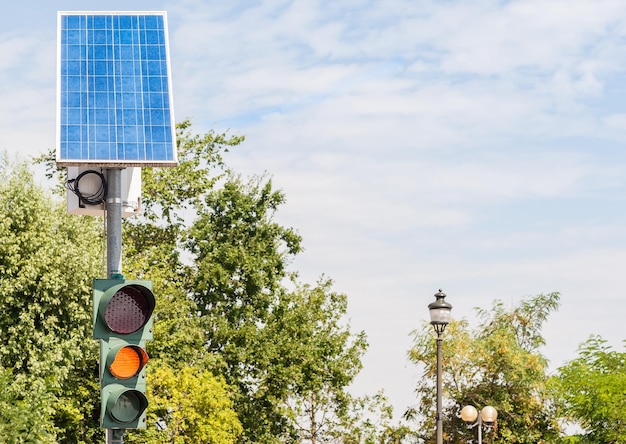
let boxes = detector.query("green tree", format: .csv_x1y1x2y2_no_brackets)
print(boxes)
121,119,240,374
264,279,368,443
125,363,242,444
408,292,562,443
330,391,415,444
133,123,370,442
0,158,104,442
32,121,377,442
120,123,246,443
188,174,303,442
0,368,57,444
555,336,626,443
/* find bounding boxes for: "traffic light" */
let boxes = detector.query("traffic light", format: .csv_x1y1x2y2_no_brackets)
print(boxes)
93,279,155,429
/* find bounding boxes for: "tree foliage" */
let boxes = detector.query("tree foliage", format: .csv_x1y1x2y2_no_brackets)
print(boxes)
555,336,626,443
408,292,562,443
268,279,368,443
125,363,242,444
0,368,57,444
132,123,370,442
329,391,415,444
5,119,374,443
0,158,104,442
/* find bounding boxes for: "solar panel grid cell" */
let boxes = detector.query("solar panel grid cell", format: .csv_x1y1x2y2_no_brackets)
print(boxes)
57,11,177,167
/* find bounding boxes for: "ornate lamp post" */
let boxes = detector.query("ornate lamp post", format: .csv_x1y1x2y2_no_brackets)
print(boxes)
461,405,498,444
428,289,452,444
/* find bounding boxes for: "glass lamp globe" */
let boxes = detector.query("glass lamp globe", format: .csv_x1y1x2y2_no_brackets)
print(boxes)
481,406,498,424
428,289,452,332
460,405,478,423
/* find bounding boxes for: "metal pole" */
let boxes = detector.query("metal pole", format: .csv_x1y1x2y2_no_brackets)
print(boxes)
436,334,443,444
477,414,482,444
105,168,124,444
107,429,125,444
106,168,123,278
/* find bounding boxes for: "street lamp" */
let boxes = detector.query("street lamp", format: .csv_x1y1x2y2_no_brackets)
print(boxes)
428,289,452,444
461,405,498,444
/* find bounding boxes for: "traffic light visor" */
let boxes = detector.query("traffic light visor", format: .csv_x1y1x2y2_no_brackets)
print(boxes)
109,345,149,379
104,284,155,334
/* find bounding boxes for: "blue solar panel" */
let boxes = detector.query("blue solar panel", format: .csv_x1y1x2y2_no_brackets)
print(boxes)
56,12,177,167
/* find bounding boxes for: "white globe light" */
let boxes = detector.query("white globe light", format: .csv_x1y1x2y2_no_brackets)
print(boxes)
481,406,498,424
461,405,478,423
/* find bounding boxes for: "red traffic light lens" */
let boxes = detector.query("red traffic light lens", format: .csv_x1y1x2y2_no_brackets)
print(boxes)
104,285,154,334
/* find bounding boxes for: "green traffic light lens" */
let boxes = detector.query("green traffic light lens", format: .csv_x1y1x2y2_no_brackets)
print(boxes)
104,285,154,334
108,389,148,424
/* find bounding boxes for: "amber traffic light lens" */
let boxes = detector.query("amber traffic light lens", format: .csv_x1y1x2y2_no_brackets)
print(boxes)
110,346,148,379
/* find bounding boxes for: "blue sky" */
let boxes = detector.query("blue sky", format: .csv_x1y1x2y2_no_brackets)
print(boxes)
3,0,626,421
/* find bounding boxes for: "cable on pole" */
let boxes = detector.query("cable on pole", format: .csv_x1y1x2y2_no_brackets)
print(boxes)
65,169,108,207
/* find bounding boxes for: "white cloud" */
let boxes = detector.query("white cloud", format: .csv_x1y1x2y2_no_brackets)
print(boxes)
428,0,626,73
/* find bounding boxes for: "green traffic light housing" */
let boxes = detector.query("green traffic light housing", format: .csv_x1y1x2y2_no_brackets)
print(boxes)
93,279,155,341
93,279,155,429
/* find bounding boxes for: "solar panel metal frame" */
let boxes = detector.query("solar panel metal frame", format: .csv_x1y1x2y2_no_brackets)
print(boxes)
56,11,178,167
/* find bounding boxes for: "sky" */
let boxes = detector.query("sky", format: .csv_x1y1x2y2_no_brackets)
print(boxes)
2,0,626,422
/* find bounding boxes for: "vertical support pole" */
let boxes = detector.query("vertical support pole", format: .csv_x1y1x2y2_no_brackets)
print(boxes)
436,334,443,444
477,414,483,444
105,168,124,444
106,168,123,278
107,429,125,444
